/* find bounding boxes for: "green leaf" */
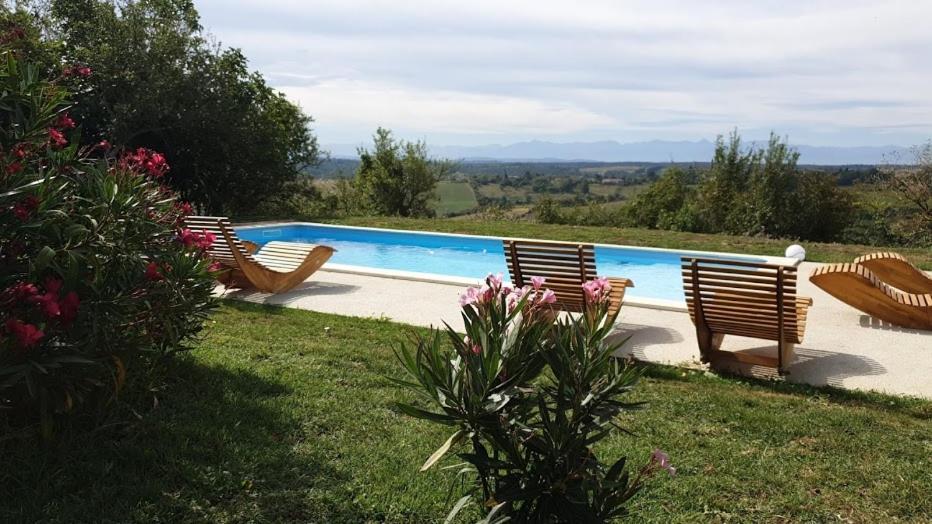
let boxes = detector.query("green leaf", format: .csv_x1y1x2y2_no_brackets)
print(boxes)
444,494,471,524
421,429,464,472
394,403,458,425
34,245,56,270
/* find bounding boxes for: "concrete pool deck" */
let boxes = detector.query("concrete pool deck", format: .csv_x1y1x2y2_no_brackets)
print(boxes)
222,261,932,399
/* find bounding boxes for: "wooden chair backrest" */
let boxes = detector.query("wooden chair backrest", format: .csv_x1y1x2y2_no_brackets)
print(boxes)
681,257,802,343
503,239,598,312
182,216,254,267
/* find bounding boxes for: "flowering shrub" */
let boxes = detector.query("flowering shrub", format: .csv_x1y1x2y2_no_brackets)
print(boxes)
393,274,673,522
0,43,217,436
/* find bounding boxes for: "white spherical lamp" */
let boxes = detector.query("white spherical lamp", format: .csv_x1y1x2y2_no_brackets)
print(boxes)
785,244,806,261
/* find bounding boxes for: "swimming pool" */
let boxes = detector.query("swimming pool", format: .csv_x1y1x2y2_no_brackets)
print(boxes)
236,223,774,303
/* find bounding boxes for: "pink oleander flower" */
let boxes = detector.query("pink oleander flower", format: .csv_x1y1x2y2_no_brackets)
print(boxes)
27,277,63,319
486,273,503,290
463,336,481,355
12,196,39,221
63,65,92,78
459,286,480,307
582,277,612,304
175,201,193,216
59,291,80,326
540,289,557,304
54,113,76,130
48,128,67,148
12,143,29,158
650,449,676,477
6,282,38,301
145,261,164,282
478,284,495,304
198,230,216,250
531,276,545,290
121,147,169,178
5,319,44,349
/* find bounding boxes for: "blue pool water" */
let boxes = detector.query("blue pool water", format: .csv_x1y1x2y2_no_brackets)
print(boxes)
237,224,765,302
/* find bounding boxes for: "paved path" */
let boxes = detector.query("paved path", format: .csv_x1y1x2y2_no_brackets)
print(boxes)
224,262,932,399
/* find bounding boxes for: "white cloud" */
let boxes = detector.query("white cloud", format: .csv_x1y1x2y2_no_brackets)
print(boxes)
196,0,932,146
281,80,615,138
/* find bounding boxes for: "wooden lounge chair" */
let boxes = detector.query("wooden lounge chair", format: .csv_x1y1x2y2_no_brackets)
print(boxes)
810,263,932,330
503,239,633,316
184,216,334,293
853,252,932,294
682,257,812,374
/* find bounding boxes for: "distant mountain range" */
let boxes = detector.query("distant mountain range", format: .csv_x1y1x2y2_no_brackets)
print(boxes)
325,139,913,165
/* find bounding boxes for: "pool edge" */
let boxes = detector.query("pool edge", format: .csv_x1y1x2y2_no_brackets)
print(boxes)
235,220,801,268
320,263,688,313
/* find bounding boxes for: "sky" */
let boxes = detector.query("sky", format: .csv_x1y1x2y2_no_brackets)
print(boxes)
195,0,932,148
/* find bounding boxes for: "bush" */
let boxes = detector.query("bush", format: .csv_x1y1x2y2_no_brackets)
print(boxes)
0,45,217,436
392,275,674,522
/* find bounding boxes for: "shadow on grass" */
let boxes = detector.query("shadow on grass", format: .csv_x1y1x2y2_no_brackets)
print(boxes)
0,355,370,523
632,360,931,419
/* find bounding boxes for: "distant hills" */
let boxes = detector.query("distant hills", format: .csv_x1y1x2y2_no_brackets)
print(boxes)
325,139,913,165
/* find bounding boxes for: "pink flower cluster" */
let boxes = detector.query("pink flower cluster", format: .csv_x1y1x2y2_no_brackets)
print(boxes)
12,195,39,221
120,147,169,178
650,449,676,477
21,278,80,325
458,273,557,314
47,128,67,149
62,65,92,78
2,278,82,351
5,318,43,349
177,228,215,250
582,277,613,305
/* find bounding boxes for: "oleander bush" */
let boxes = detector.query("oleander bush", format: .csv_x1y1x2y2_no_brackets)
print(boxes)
0,40,217,436
392,275,674,523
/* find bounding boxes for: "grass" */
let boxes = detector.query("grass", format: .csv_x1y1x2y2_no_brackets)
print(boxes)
329,216,932,269
433,181,479,215
3,302,930,522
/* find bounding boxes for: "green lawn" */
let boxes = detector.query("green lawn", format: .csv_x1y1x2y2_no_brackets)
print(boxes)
433,181,479,215
3,302,929,522
330,216,932,269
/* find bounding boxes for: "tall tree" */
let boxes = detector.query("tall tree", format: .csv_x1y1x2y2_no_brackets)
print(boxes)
8,0,320,214
355,127,450,217
877,142,932,244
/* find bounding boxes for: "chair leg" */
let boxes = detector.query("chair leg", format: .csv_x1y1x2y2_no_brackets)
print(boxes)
695,325,720,364
779,343,796,374
710,333,724,350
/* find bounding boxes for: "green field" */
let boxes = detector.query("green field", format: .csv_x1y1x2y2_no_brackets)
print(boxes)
433,180,478,215
4,302,929,522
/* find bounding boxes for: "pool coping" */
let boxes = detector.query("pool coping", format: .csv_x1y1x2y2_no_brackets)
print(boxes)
234,221,804,313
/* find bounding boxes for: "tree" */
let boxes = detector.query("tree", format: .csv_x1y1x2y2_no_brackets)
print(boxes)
877,142,932,244
694,130,759,233
7,0,320,215
354,127,450,217
626,167,695,230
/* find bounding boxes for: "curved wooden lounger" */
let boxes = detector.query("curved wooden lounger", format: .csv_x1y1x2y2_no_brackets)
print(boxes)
853,252,932,294
183,216,334,294
502,239,633,317
810,263,932,330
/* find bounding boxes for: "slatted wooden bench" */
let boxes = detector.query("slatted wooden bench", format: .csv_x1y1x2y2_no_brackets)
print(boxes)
184,216,334,294
682,257,812,373
503,239,633,317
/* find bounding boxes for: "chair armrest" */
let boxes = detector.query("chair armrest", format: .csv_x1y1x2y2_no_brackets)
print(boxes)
604,277,634,288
